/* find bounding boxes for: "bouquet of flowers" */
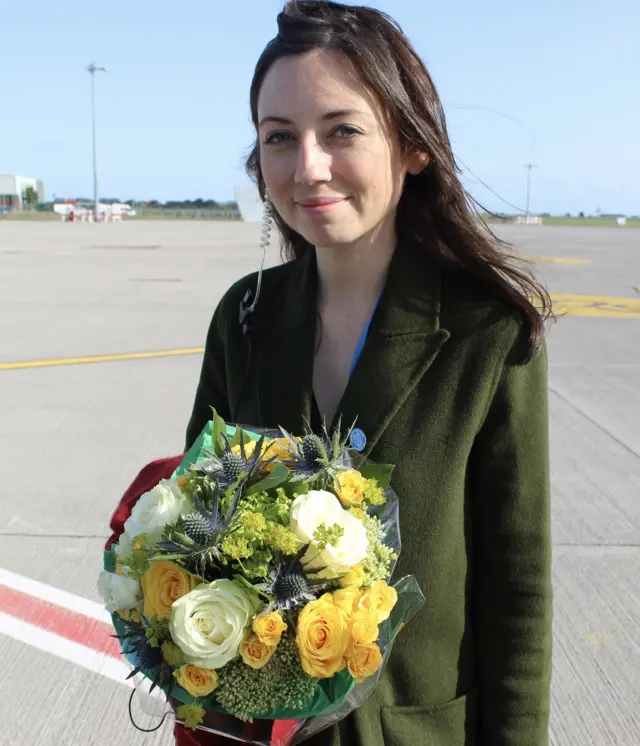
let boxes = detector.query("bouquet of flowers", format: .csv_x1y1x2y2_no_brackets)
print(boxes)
99,409,424,745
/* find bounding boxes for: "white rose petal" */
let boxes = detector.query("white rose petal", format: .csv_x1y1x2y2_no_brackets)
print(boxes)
97,570,141,614
290,490,368,574
114,533,133,573
169,579,261,669
123,479,184,543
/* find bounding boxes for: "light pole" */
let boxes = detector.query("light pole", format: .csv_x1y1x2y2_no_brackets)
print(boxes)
525,163,538,217
87,63,107,222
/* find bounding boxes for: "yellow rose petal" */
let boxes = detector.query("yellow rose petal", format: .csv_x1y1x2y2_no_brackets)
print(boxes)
346,642,383,682
141,561,200,619
349,608,379,646
336,470,369,508
241,634,276,670
339,564,366,589
174,664,218,697
252,612,288,647
296,597,350,678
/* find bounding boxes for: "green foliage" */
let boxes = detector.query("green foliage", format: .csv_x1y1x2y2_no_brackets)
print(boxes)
23,186,39,207
361,514,397,585
359,463,394,492
215,635,317,721
312,522,345,552
161,641,185,667
176,702,206,730
119,548,151,580
145,616,170,649
363,479,386,507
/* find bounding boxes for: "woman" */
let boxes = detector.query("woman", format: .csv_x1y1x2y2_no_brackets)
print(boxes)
174,1,554,744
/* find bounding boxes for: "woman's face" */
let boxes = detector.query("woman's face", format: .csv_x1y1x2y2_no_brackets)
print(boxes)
257,50,424,250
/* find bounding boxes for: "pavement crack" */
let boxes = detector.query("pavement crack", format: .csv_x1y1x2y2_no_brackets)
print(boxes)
554,542,640,548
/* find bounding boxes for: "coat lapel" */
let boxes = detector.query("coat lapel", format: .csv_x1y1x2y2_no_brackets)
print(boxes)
336,241,450,456
252,248,318,433
253,241,450,452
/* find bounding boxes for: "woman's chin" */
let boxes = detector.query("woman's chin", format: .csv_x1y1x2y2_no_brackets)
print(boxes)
296,225,363,251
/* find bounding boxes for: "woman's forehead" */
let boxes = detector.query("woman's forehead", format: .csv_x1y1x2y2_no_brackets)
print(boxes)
257,50,382,123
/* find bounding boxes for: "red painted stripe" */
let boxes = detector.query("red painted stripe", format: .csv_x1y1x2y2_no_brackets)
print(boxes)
0,584,121,659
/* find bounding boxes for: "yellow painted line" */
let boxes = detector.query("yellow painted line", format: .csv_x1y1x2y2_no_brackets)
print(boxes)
551,294,640,318
531,257,591,265
2,294,639,371
0,347,204,371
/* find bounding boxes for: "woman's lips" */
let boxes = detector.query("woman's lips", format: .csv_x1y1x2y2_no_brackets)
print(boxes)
297,197,348,214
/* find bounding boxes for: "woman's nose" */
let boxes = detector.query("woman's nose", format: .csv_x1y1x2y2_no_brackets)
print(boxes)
294,136,332,184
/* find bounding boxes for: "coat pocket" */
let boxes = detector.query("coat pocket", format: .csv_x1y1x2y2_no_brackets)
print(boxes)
381,687,477,746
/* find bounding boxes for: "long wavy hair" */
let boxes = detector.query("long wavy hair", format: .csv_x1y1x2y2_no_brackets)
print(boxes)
245,0,552,362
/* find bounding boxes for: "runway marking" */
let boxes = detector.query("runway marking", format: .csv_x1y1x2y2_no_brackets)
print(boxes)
0,584,120,658
0,567,109,622
0,568,133,687
0,347,204,371
551,294,640,318
0,611,133,687
530,257,591,265
1,292,639,374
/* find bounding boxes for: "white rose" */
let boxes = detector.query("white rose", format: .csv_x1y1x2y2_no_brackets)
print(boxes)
170,579,261,669
123,479,184,543
97,570,141,613
114,533,133,573
290,490,368,575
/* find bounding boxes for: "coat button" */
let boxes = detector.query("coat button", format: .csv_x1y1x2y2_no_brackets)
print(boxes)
350,428,367,452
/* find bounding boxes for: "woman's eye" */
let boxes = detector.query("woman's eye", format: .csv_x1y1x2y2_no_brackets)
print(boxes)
332,125,360,139
263,131,293,145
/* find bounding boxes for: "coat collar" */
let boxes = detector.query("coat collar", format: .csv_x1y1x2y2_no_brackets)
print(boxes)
253,239,450,455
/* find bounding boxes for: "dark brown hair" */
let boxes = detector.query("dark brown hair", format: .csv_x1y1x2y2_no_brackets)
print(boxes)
245,0,552,362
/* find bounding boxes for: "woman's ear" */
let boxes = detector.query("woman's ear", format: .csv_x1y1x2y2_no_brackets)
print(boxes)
406,151,430,175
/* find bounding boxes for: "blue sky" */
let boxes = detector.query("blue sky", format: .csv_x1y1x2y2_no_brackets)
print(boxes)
2,0,639,215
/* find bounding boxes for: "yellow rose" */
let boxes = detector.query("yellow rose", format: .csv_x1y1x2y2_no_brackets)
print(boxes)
346,642,383,683
174,664,218,697
141,561,200,619
240,634,276,670
253,612,287,647
358,580,398,623
348,608,379,646
339,564,366,589
332,587,362,616
176,475,189,492
336,470,369,508
263,437,295,462
232,440,258,460
296,597,350,678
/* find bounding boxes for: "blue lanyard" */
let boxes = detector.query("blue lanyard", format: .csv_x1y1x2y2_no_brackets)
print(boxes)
350,294,382,375
316,294,382,377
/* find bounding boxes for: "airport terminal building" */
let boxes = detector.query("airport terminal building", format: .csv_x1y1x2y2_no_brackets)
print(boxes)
0,173,45,211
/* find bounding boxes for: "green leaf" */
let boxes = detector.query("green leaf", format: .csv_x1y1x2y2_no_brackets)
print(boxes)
359,462,395,491
171,532,196,548
246,462,290,496
150,553,189,562
229,426,242,449
210,406,228,456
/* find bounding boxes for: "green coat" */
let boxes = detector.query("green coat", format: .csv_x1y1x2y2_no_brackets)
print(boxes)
185,240,553,746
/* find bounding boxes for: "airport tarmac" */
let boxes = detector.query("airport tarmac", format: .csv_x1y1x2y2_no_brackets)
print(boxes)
1,220,639,745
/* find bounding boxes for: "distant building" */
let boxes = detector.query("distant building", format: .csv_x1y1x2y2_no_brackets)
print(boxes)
0,174,45,212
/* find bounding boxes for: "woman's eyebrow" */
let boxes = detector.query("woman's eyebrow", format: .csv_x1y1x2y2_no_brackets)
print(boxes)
258,109,369,127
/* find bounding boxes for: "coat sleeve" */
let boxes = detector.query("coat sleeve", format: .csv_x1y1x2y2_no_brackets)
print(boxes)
185,300,231,451
470,339,553,745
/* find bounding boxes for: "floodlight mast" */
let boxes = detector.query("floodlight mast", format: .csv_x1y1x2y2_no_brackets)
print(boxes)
87,63,107,222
